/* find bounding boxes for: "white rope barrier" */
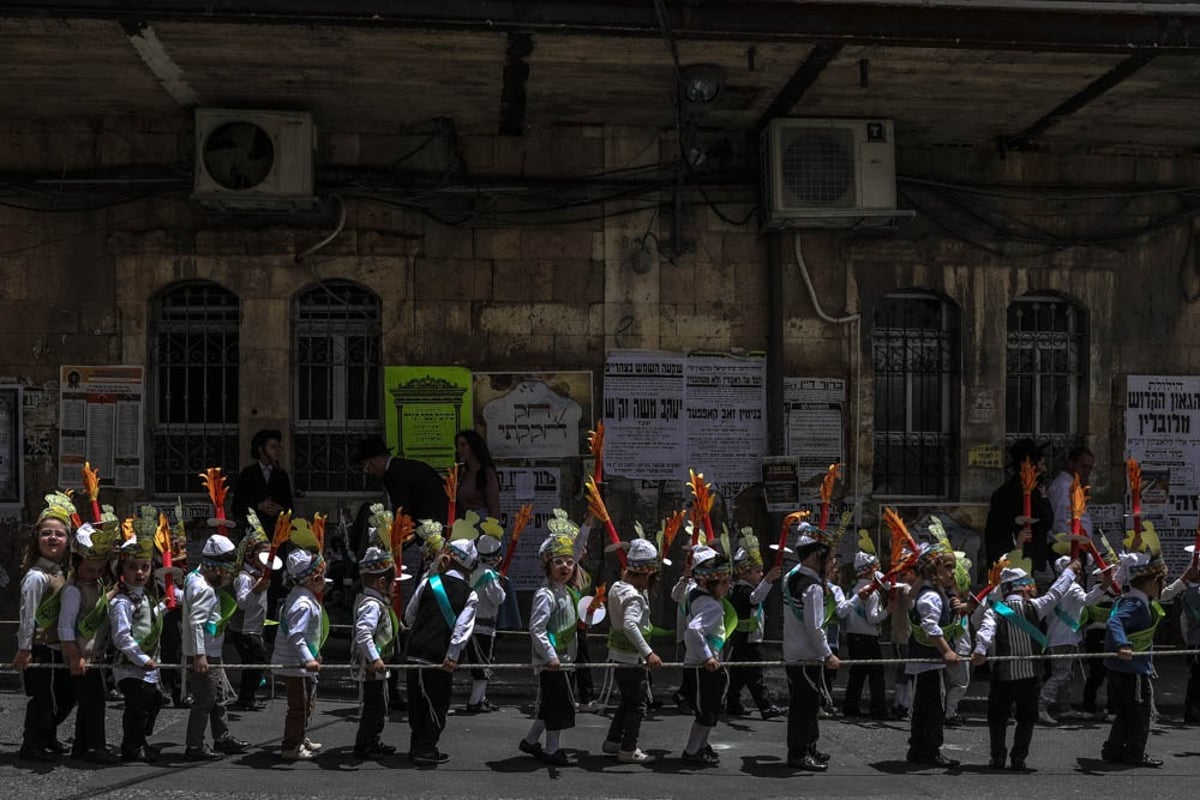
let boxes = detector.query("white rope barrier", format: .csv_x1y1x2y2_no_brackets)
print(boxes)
4,648,1198,674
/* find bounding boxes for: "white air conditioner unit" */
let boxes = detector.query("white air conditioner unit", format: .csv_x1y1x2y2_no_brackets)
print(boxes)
762,118,909,229
193,109,317,212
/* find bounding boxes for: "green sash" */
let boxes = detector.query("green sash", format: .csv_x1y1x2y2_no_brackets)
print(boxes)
137,606,164,654
33,587,62,631
911,617,966,647
1123,600,1165,653
428,574,457,628
76,590,109,640
993,599,1048,650
472,569,498,590
547,589,580,654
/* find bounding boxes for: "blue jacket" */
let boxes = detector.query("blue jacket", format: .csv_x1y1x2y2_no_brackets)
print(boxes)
1103,588,1157,676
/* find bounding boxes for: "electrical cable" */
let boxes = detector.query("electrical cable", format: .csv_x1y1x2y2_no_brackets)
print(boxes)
794,233,862,325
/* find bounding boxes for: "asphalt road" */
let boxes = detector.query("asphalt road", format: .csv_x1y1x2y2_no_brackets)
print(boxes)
1,665,1199,800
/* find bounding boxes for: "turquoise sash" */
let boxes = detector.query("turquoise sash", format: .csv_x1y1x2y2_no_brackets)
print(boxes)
428,574,456,628
993,599,1048,649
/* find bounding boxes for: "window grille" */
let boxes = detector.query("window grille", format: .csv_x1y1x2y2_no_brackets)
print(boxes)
1005,293,1087,471
293,281,383,493
150,282,240,495
872,292,960,498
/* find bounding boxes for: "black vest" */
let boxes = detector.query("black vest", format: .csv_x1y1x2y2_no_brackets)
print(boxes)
406,571,470,662
908,585,953,659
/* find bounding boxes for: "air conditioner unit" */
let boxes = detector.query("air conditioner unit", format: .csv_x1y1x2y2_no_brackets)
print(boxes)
193,109,317,212
762,118,909,229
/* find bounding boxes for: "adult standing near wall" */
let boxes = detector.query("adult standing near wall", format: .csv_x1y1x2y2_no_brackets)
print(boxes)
232,429,294,534
455,430,500,519
984,439,1052,576
354,435,447,524
1047,446,1095,540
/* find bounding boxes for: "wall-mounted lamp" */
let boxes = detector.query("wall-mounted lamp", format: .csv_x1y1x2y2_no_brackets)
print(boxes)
679,63,726,106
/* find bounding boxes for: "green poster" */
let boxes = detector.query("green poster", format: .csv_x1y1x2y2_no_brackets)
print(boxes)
384,366,473,469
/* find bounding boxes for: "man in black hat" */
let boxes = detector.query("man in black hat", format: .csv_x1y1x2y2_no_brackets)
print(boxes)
354,435,448,525
983,438,1052,574
233,429,294,534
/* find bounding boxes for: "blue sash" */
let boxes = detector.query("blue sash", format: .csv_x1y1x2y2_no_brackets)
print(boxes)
427,575,456,629
1054,605,1082,633
472,569,498,590
993,599,1048,649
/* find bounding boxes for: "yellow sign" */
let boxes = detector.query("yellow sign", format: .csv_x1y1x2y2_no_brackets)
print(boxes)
968,444,1003,469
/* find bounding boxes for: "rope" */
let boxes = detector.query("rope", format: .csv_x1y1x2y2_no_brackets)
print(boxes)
6,648,1199,674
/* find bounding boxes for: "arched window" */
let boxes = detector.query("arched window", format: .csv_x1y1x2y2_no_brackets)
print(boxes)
1005,293,1087,469
872,291,960,498
293,281,383,493
150,281,240,494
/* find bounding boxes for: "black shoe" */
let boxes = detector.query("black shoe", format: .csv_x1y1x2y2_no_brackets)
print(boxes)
175,695,194,709
673,692,694,714
539,748,570,766
375,742,397,755
760,705,786,721
944,714,966,728
410,749,449,766
788,754,828,772
353,744,393,759
682,749,719,767
725,705,748,717
1126,754,1163,768
989,757,1006,770
46,739,69,755
518,738,543,758
18,747,57,763
702,744,716,758
809,747,831,764
1101,747,1125,764
1010,758,1029,771
185,747,221,761
908,753,959,767
82,748,122,765
892,706,909,720
122,746,159,764
231,700,266,712
462,703,484,714
213,735,250,754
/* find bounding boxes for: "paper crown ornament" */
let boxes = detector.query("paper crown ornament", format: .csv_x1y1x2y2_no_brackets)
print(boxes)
416,519,445,559
359,545,395,575
116,505,159,561
446,538,478,570
999,566,1034,588
38,491,77,528
540,509,579,560
624,538,660,573
793,521,833,552
733,528,764,568
73,521,118,560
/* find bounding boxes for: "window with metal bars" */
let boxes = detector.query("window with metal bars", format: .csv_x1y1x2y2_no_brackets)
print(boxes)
1005,293,1087,472
871,292,960,499
293,281,383,493
150,282,241,495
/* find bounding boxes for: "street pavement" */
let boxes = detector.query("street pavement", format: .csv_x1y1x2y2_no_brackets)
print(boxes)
2,658,1200,800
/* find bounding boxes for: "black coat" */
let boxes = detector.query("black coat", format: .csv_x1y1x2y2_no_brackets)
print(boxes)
984,476,1052,573
232,462,295,533
383,457,448,524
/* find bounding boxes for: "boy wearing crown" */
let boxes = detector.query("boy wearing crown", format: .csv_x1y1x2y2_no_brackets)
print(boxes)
1101,539,1173,767
726,529,783,719
404,536,478,766
839,548,890,719
465,514,506,713
110,509,165,762
353,537,402,759
273,543,326,761
229,511,275,712
782,524,839,772
681,544,734,767
602,537,665,764
182,532,250,760
520,511,582,766
971,560,1079,770
904,541,961,768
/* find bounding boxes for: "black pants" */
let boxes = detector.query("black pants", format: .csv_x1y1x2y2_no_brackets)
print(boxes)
726,638,770,711
844,634,887,715
572,631,594,703
987,676,1038,762
908,669,945,759
786,664,823,761
159,609,184,701
228,630,267,705
68,669,108,755
538,670,577,731
691,666,729,728
1186,655,1200,716
22,645,74,750
119,678,163,754
407,665,452,756
1082,628,1109,712
356,680,388,750
1105,670,1152,759
466,632,495,681
606,665,649,750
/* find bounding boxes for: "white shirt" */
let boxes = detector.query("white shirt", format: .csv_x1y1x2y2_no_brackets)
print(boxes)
607,579,654,664
109,588,159,685
469,565,507,635
974,567,1077,655
906,586,949,676
232,568,267,635
839,578,890,636
271,586,323,678
17,560,61,650
529,582,577,669
182,570,223,658
1047,573,1108,647
671,574,696,643
782,565,833,663
684,591,725,665
354,589,391,679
